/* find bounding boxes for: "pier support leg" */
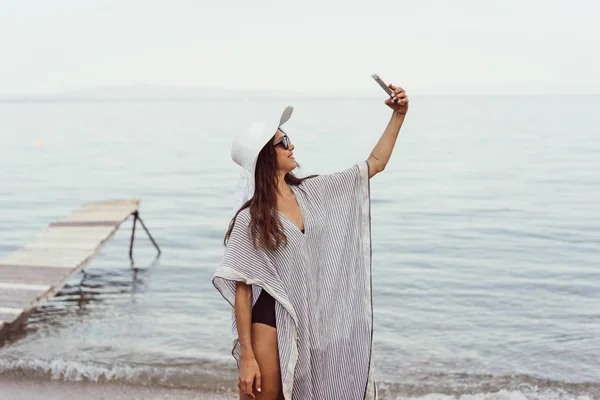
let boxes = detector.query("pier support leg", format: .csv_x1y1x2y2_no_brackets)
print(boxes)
129,211,161,260
129,212,138,261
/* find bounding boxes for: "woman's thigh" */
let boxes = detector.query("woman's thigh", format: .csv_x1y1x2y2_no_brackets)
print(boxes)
239,323,282,400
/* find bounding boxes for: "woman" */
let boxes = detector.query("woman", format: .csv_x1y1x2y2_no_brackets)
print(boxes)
213,84,408,400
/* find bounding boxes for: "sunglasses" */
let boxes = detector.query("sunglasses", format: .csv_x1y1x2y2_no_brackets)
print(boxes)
273,131,291,150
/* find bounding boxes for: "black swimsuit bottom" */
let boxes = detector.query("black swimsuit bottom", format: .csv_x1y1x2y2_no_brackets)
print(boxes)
252,289,277,328
252,228,304,329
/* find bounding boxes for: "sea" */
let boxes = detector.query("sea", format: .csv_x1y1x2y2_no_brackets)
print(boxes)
0,95,598,399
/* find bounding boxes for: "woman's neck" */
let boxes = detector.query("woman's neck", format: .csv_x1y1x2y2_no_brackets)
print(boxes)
276,172,293,198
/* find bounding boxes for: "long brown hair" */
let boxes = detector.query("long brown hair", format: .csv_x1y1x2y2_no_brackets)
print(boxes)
224,136,315,251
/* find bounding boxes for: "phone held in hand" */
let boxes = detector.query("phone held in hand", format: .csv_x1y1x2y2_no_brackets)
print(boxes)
371,73,393,97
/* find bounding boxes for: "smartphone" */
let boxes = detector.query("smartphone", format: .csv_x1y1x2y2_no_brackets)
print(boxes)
371,73,393,97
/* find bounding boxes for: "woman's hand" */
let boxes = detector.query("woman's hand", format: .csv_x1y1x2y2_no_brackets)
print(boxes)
238,354,262,398
384,84,409,115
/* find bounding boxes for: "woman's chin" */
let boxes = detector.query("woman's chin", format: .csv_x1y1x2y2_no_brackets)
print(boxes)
287,159,298,171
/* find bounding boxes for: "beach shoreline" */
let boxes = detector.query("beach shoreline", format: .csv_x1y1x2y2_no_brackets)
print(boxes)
0,375,237,400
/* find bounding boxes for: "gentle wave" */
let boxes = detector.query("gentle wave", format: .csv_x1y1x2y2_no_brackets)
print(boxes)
386,391,594,400
0,357,597,399
376,373,599,400
0,357,235,391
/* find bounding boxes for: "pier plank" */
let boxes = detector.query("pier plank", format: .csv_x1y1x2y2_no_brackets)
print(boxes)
0,288,47,303
0,265,72,284
3,248,94,267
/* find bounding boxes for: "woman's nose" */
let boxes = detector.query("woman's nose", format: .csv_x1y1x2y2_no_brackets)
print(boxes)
289,143,295,151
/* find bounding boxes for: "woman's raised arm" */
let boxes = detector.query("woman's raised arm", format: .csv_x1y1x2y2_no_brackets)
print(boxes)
367,84,409,178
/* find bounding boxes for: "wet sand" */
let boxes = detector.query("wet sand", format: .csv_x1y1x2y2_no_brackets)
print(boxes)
0,376,237,400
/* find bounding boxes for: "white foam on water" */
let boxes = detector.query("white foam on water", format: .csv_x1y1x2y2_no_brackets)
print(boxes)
1,357,166,382
393,389,594,400
0,357,234,389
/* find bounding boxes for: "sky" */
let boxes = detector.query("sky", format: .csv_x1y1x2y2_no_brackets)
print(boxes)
1,0,599,96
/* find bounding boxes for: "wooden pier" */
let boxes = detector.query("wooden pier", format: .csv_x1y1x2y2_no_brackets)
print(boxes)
0,199,160,341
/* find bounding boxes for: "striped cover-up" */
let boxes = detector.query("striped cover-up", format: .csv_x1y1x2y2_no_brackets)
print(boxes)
213,161,376,399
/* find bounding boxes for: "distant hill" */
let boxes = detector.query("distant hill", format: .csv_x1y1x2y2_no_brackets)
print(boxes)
0,84,309,101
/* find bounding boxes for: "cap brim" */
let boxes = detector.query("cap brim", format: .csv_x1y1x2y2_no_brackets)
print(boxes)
279,106,294,127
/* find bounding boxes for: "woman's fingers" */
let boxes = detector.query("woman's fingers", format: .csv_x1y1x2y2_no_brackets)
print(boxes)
383,84,409,110
238,378,255,398
246,379,255,398
255,373,262,394
392,90,407,103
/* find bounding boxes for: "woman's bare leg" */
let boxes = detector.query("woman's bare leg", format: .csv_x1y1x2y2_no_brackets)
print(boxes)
239,323,282,400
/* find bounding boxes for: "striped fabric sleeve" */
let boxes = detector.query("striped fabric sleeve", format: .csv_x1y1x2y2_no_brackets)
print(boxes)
301,161,369,202
213,210,289,310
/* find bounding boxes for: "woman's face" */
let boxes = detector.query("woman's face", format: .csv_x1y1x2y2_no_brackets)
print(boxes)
273,129,296,173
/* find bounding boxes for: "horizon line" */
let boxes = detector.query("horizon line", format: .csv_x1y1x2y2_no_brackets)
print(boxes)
0,93,598,103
